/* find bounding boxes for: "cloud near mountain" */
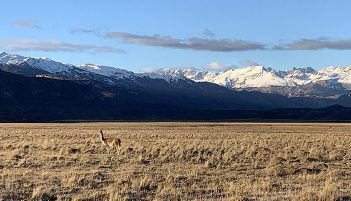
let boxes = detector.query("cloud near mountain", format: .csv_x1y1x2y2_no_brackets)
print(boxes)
274,38,351,50
104,31,351,52
105,32,266,52
0,39,125,54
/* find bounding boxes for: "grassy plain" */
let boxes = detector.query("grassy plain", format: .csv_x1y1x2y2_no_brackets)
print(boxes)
0,122,350,200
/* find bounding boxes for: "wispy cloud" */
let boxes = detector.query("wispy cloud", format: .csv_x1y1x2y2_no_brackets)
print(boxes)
240,59,261,67
0,39,125,54
203,29,215,37
138,67,156,73
205,61,236,71
12,20,41,29
105,32,265,52
275,38,351,50
70,28,100,36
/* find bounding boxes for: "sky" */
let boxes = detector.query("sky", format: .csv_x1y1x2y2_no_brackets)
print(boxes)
1,0,351,72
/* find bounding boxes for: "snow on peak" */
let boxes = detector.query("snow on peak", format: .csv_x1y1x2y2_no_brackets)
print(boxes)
316,66,351,85
0,52,9,57
3,52,351,90
145,67,217,82
208,66,290,88
0,52,75,73
147,65,351,89
0,52,29,65
26,58,76,73
137,67,200,83
79,64,134,79
283,67,317,85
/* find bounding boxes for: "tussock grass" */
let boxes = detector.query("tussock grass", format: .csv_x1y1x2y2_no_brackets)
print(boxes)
0,122,350,200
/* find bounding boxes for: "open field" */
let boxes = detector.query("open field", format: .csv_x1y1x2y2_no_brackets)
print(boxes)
0,122,351,200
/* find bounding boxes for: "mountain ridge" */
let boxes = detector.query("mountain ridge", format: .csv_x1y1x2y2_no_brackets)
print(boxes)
1,52,351,99
2,52,351,121
150,66,351,98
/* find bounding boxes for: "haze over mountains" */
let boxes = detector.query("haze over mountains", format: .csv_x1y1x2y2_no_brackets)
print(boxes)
1,52,351,121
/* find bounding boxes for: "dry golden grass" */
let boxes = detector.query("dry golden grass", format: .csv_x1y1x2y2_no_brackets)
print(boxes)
0,122,350,200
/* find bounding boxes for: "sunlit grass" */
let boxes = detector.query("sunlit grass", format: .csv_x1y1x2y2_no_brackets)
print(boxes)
0,122,350,200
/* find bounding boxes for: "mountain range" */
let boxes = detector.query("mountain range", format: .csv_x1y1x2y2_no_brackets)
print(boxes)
151,66,351,98
2,52,351,98
1,52,351,121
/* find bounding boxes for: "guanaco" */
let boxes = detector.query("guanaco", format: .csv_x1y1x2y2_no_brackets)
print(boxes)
100,129,121,154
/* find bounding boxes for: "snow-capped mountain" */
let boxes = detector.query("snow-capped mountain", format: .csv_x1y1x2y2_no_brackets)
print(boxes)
151,66,295,88
78,64,184,82
149,66,351,97
0,52,77,74
148,68,217,81
209,66,292,88
151,66,351,87
79,64,135,79
0,52,184,83
1,52,351,98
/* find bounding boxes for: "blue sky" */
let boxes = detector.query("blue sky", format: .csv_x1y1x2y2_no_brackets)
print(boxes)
1,0,351,71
